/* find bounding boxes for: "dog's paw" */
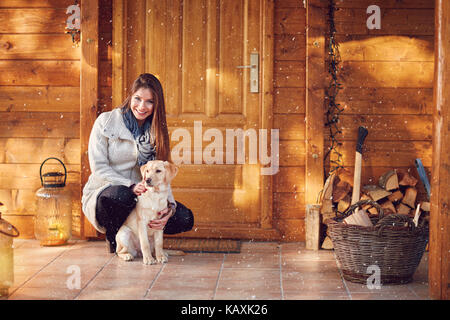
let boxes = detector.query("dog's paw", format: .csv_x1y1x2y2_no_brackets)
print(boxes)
156,251,168,264
118,253,134,261
142,255,157,265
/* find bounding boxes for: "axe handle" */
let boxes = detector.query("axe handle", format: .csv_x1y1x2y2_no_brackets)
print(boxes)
351,127,368,208
351,152,362,205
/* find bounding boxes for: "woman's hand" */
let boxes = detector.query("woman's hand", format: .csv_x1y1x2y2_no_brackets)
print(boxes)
131,182,147,196
148,204,175,230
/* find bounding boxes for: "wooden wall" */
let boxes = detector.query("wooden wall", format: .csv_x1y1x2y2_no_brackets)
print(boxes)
272,0,435,241
273,0,306,241
0,0,112,239
1,0,435,242
330,0,434,201
0,0,81,238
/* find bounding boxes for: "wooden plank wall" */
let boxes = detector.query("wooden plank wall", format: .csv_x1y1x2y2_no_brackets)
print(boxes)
0,0,81,238
273,0,307,241
330,0,434,203
0,0,112,239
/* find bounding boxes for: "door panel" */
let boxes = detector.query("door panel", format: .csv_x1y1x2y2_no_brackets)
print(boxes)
115,0,276,239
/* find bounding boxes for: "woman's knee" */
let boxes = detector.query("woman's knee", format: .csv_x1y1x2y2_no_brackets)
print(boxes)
177,202,194,231
98,185,137,208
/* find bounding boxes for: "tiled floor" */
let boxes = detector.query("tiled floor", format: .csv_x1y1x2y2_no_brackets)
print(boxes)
3,239,430,300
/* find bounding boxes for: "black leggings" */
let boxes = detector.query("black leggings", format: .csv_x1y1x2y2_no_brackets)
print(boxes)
95,185,194,244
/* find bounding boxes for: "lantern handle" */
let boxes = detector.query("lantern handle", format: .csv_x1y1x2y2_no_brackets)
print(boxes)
39,157,67,187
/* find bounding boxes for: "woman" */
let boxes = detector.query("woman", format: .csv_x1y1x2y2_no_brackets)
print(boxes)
81,73,194,253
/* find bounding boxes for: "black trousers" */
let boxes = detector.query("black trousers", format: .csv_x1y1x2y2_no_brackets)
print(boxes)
95,185,194,244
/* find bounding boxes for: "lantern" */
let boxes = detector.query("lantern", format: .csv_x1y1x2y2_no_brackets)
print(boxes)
34,158,72,246
0,203,19,298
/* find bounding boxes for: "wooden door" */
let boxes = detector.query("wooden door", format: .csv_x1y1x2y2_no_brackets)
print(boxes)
113,0,276,240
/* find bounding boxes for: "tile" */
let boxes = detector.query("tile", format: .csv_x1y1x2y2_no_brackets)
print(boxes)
147,264,219,300
282,270,342,281
284,292,350,300
76,286,148,300
8,287,81,300
283,278,347,293
215,268,281,300
344,280,417,295
214,285,281,300
281,259,340,273
350,292,422,300
167,253,225,268
223,252,280,269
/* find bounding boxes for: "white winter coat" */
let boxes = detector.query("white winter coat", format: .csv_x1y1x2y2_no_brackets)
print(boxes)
81,108,175,233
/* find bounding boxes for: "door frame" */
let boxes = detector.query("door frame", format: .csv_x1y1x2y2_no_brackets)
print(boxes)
112,0,279,240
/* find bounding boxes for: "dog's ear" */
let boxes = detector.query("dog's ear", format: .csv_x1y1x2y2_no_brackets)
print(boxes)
163,161,178,182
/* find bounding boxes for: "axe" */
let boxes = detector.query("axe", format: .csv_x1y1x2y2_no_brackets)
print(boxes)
351,126,369,208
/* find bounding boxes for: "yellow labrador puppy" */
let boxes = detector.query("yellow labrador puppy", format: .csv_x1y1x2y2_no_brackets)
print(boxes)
115,160,178,264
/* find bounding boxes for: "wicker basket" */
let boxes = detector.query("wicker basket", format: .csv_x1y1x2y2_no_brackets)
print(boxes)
327,199,429,284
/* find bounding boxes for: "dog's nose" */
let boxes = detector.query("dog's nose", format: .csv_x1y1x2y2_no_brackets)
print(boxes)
146,178,152,185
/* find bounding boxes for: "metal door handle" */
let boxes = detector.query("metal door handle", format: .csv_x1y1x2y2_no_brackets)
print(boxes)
236,52,259,93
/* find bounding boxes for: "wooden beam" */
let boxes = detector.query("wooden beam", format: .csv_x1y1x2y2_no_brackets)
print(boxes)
260,0,275,229
80,0,99,238
305,0,326,205
112,0,126,108
430,0,450,300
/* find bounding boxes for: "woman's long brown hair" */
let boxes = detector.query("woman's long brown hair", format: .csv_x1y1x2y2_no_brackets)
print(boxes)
119,73,171,162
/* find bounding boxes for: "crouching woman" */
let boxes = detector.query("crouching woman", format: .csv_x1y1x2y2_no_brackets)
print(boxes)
81,73,194,253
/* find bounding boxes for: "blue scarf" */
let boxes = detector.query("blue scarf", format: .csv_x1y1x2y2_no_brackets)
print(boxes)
122,108,156,166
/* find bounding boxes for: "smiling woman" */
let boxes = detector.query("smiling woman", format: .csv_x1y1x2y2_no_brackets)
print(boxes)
81,73,194,254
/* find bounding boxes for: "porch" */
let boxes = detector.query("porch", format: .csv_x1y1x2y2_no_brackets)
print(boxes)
6,239,430,300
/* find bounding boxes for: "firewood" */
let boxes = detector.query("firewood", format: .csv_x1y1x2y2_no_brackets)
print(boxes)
337,194,351,213
388,190,403,203
379,170,399,191
321,236,334,250
380,200,396,214
420,201,430,212
401,187,417,208
396,203,411,215
344,209,373,227
398,171,418,187
320,173,336,215
360,194,372,211
332,180,352,203
362,185,392,202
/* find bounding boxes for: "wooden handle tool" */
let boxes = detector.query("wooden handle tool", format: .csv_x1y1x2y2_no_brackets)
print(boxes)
351,127,369,208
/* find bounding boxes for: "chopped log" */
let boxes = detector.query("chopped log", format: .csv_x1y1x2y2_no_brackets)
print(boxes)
344,209,373,227
306,204,321,251
321,236,334,250
402,187,418,208
380,200,396,214
379,170,399,191
388,190,404,203
332,180,352,203
396,203,411,215
362,184,392,202
398,171,418,187
320,173,336,215
337,194,351,213
420,201,430,212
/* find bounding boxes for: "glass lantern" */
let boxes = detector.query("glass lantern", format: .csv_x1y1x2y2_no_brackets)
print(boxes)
0,203,20,298
34,158,72,246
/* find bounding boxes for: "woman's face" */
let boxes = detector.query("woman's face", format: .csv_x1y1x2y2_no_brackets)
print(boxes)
130,88,155,125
